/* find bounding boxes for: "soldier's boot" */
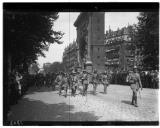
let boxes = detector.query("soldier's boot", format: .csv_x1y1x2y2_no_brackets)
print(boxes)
64,88,67,98
104,85,107,94
131,96,134,105
74,88,76,97
134,96,138,107
93,85,96,95
59,88,61,96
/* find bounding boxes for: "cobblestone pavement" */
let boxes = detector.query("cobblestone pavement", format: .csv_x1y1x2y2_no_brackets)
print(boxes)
7,84,159,121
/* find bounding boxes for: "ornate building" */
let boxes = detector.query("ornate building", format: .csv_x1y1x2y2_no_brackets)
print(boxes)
74,12,105,72
62,41,78,72
105,25,136,72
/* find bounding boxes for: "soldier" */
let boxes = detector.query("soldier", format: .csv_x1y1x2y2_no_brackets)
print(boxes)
71,71,78,96
92,69,98,95
102,71,109,94
82,70,88,96
62,73,69,97
55,72,63,95
126,66,143,107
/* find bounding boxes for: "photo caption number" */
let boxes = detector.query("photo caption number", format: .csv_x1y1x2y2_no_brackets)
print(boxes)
10,120,23,125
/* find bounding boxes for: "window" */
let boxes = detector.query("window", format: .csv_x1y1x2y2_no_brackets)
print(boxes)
97,56,100,59
98,48,100,51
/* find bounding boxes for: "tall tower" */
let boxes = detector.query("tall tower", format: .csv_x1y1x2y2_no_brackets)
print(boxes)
88,12,105,72
74,12,105,72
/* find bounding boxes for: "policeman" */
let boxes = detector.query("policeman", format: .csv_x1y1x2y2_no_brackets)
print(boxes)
102,71,109,94
126,66,143,107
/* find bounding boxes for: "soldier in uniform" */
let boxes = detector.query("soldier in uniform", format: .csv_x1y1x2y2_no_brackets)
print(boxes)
62,73,69,97
82,70,88,96
102,71,109,94
126,66,143,107
92,69,98,95
71,71,78,96
55,72,63,95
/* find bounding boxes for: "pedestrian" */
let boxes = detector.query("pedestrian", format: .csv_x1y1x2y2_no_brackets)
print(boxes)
126,66,143,107
15,71,23,97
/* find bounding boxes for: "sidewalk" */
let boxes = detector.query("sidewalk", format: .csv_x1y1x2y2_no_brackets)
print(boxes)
7,84,159,121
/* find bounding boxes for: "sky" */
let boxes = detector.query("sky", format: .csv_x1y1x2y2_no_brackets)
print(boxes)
37,12,139,68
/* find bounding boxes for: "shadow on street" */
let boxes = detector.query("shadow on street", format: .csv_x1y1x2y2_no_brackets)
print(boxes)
121,100,132,105
7,88,99,121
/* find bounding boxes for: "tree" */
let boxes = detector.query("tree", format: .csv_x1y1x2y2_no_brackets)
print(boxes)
4,10,64,73
136,12,159,70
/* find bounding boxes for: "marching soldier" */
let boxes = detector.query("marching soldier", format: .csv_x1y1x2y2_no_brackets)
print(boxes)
55,72,63,95
92,69,98,95
82,70,88,96
102,71,109,94
126,66,143,107
62,73,69,98
71,71,78,96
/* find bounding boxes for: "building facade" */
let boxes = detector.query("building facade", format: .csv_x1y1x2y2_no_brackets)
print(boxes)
74,12,105,72
62,41,78,72
105,25,136,72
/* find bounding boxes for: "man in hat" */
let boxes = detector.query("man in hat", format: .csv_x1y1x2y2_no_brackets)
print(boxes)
126,66,143,107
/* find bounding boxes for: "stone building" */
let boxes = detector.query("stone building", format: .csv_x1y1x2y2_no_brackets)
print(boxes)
105,25,136,72
74,12,105,73
62,41,78,72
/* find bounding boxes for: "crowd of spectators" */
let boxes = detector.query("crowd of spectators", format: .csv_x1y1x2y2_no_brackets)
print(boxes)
110,70,159,89
5,70,57,118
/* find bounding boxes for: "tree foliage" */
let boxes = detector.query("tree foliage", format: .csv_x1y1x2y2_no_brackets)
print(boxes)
4,10,64,72
136,12,159,70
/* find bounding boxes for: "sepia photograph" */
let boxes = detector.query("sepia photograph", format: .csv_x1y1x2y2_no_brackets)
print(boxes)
3,2,159,126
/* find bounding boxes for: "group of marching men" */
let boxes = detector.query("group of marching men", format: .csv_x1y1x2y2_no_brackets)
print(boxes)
55,69,112,97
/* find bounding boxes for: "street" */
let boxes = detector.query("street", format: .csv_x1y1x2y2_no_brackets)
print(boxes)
7,84,158,121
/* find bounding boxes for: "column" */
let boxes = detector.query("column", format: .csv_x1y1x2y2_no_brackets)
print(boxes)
85,12,93,73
